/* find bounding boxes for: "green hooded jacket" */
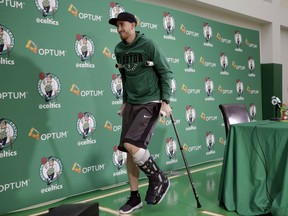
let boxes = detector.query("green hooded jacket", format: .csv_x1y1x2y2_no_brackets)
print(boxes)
114,32,174,104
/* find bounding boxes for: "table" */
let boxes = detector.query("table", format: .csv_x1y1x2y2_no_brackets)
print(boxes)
218,120,288,216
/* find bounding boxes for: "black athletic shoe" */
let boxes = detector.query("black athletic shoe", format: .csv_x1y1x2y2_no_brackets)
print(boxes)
145,177,170,205
119,194,143,214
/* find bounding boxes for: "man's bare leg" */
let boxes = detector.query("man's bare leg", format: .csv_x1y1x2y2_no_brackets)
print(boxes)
126,153,139,191
118,143,143,214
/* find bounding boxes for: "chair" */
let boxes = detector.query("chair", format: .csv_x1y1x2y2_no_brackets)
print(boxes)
219,103,251,137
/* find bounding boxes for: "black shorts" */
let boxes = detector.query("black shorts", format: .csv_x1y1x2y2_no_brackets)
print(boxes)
118,102,161,152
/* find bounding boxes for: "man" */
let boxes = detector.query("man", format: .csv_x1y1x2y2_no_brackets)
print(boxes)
109,12,173,214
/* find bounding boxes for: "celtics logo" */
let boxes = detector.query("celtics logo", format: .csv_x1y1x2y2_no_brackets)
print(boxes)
35,0,59,17
0,25,15,56
165,137,177,159
40,156,62,185
163,11,175,35
203,22,213,42
206,131,215,151
38,72,61,102
236,79,244,97
235,30,242,48
75,34,95,62
109,2,125,19
205,77,214,97
0,118,17,151
220,52,228,71
171,78,177,97
184,46,195,68
111,74,123,99
112,146,127,170
185,105,196,126
76,112,96,139
248,57,255,73
250,103,256,120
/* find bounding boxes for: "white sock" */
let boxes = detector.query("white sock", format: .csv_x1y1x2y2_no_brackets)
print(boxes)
133,148,150,166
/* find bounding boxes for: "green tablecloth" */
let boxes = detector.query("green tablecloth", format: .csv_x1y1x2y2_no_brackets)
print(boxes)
218,120,288,216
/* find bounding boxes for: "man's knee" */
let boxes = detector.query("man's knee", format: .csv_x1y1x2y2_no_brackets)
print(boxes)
124,142,139,155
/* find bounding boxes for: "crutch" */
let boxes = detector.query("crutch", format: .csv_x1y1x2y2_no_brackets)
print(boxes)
161,111,202,208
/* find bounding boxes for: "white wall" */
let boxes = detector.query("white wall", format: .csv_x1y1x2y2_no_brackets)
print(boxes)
138,0,288,104
281,27,288,104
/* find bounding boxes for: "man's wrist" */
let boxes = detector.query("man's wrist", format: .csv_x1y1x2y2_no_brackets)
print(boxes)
162,99,170,104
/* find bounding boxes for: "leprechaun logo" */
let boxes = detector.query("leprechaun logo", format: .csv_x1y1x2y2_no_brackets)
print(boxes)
0,118,17,151
38,72,61,102
40,156,62,185
184,46,195,68
163,11,175,35
171,78,177,97
236,79,244,97
249,103,256,120
248,57,255,74
111,74,123,99
235,30,242,48
35,0,59,17
206,131,215,151
74,34,95,62
220,52,228,71
109,2,125,19
0,25,14,57
185,105,196,126
165,137,177,160
112,146,127,170
76,112,96,139
205,77,214,97
203,22,213,42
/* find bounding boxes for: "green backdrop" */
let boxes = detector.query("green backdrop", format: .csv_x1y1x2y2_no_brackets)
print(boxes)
0,0,261,214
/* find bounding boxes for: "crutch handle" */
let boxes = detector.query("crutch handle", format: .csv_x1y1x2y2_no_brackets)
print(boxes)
160,110,167,117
